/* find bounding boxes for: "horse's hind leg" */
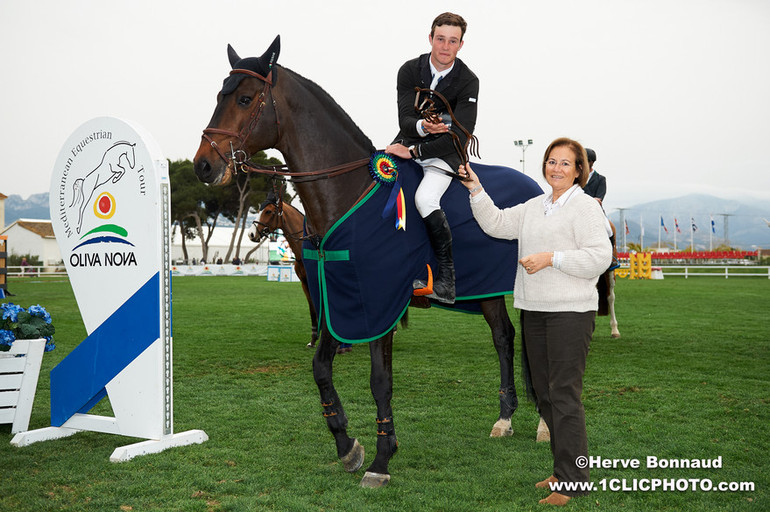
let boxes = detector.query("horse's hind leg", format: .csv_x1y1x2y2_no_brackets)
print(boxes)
360,333,397,488
481,298,518,437
312,330,364,473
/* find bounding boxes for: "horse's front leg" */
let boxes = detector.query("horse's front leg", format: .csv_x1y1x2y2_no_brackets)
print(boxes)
608,272,621,338
312,330,364,473
481,298,518,437
360,333,397,488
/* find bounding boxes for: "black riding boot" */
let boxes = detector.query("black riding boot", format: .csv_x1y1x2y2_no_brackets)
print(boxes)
413,209,456,304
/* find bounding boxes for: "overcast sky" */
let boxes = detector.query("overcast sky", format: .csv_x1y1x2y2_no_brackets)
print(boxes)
1,0,768,216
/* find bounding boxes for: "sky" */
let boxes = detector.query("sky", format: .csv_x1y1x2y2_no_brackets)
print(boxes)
1,0,769,217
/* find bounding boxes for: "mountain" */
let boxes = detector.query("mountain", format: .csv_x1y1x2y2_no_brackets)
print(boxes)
4,192,770,249
3,193,50,224
607,194,770,250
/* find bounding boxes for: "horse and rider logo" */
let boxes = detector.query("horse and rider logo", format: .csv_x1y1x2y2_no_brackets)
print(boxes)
63,140,140,265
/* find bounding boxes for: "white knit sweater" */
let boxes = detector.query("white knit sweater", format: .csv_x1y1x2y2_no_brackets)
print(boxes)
470,188,612,312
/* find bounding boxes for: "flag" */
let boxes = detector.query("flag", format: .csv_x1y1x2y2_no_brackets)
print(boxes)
661,216,668,234
691,217,698,232
624,219,629,235
711,215,715,234
675,217,681,233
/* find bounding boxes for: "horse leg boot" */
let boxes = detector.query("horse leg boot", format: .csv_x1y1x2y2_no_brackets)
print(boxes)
361,335,397,488
413,209,456,304
312,332,364,473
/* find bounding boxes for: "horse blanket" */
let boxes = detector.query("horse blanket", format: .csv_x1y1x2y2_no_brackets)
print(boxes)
302,159,543,343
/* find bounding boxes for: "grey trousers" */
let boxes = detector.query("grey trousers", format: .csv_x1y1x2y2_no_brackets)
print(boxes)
521,310,594,496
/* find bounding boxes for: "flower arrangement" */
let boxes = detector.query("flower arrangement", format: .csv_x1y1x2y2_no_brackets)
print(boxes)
0,303,56,352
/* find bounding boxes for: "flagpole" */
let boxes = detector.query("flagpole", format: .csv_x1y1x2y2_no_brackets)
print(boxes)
709,214,712,251
690,216,694,251
640,214,644,250
658,215,661,250
674,218,677,251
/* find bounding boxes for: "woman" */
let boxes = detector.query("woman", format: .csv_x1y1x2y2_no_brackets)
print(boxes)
459,138,611,506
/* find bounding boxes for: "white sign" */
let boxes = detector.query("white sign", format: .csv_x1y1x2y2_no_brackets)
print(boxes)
12,117,206,461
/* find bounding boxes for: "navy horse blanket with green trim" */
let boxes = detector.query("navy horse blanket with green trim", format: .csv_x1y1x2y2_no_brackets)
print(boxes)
302,160,542,343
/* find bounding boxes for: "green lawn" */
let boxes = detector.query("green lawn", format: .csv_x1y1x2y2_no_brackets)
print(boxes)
2,275,768,511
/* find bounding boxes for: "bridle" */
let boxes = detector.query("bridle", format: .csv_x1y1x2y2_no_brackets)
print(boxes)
251,183,307,244
201,68,369,183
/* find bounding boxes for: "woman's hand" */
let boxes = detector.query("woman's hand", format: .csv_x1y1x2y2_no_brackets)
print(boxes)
458,163,482,193
519,252,554,274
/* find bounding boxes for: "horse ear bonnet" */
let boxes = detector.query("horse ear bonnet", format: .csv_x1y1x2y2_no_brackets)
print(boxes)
259,189,279,210
221,36,281,96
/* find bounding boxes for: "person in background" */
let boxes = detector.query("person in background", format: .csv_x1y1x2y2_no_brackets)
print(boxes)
582,148,606,205
583,147,618,270
385,11,479,304
458,138,611,506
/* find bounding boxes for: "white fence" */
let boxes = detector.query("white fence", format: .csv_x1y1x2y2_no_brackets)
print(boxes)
654,265,770,279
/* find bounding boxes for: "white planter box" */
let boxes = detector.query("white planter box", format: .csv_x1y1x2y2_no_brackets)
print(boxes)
0,338,46,434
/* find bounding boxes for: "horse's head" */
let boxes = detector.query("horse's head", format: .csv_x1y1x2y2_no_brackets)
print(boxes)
194,36,281,186
248,201,282,243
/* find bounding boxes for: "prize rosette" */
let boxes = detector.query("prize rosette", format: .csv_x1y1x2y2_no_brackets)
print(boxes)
369,152,405,230
369,152,398,186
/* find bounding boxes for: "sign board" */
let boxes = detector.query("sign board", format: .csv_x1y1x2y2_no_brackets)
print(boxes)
12,117,206,460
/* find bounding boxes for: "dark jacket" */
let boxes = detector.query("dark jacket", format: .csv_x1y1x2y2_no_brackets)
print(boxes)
583,171,607,201
392,53,479,171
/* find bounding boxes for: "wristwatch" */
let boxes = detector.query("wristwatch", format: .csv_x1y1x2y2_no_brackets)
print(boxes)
408,145,418,159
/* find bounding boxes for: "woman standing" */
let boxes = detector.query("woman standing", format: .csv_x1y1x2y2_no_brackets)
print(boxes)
459,138,611,506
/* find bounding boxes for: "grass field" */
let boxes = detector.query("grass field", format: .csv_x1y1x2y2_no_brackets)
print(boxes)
2,275,768,511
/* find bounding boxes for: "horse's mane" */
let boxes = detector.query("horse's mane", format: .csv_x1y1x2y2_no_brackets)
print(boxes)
279,65,377,153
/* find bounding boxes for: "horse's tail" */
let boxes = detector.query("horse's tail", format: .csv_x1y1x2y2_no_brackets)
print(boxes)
69,178,84,208
399,310,409,330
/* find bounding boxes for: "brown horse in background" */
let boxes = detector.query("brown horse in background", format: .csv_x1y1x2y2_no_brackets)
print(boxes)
248,193,319,347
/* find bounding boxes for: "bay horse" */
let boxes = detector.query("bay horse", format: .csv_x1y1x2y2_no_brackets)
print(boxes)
248,191,319,347
194,37,525,487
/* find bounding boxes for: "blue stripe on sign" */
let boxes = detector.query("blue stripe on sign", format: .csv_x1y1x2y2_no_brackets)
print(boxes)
50,273,160,427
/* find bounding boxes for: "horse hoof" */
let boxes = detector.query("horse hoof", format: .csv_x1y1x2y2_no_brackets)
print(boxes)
611,333,621,339
490,418,513,437
340,439,364,473
536,417,551,443
360,471,390,488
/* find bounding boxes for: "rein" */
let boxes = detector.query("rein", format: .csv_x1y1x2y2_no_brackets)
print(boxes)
413,86,480,166
201,67,369,183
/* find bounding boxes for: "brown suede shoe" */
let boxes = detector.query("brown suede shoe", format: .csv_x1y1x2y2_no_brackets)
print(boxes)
535,475,558,489
538,492,571,506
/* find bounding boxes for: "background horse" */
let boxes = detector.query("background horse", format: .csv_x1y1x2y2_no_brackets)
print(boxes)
248,192,319,348
597,221,620,338
194,37,529,488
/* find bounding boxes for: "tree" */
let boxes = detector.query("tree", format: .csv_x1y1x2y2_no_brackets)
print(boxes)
169,159,219,262
168,153,286,263
219,151,285,262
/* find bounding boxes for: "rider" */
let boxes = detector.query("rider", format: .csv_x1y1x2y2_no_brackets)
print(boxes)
385,12,478,304
583,148,619,270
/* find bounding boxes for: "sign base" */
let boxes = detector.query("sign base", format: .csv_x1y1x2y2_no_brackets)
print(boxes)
11,425,208,462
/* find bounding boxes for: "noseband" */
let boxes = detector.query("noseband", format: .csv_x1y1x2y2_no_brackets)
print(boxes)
201,68,369,183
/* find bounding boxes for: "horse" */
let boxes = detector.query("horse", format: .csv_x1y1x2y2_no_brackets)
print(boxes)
248,192,319,348
194,37,533,488
69,141,136,234
597,222,620,338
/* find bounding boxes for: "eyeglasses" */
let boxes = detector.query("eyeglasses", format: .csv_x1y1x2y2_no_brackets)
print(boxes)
545,159,574,169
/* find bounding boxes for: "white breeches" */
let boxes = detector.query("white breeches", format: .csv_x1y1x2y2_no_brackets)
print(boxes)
414,158,454,218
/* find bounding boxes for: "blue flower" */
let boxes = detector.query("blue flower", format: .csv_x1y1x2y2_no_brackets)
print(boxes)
44,336,56,352
28,305,52,324
0,329,15,346
1,302,23,323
